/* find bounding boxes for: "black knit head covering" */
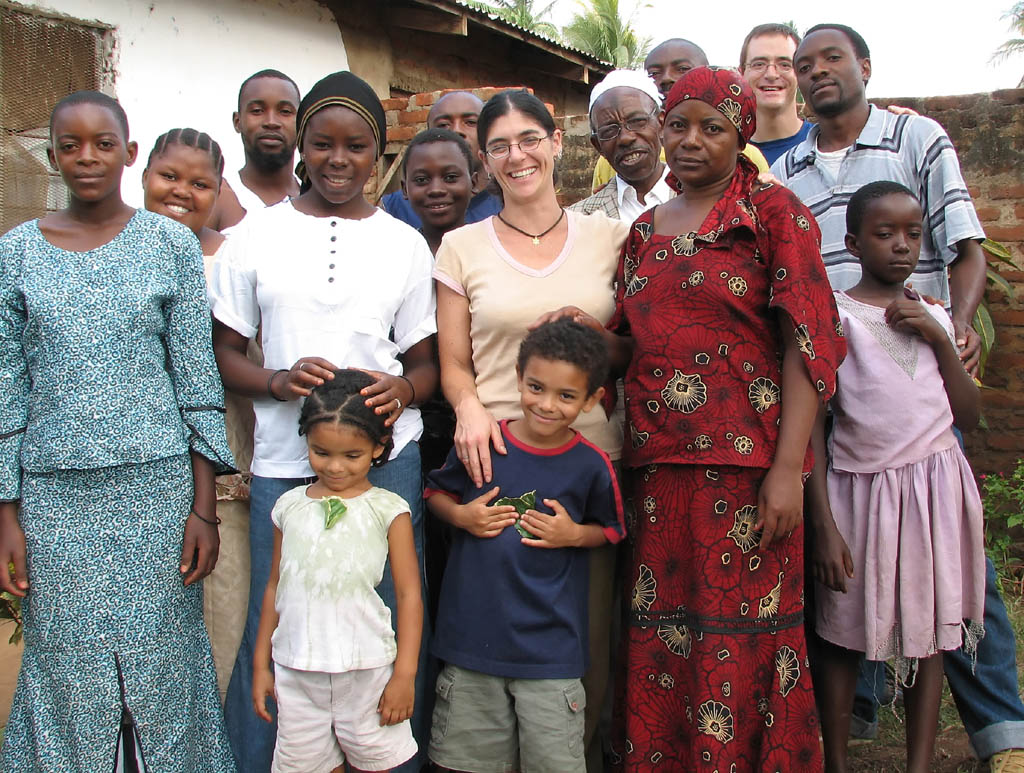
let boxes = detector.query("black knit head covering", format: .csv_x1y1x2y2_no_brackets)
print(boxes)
294,71,386,189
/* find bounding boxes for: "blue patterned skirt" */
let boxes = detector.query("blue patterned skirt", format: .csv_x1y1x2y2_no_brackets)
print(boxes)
0,455,236,772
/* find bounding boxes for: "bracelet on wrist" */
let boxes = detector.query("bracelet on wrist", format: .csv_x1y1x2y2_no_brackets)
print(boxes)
268,369,288,401
398,374,416,405
190,510,222,526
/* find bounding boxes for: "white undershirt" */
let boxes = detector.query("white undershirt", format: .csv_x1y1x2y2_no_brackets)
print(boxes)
222,167,294,218
208,203,436,478
814,142,851,180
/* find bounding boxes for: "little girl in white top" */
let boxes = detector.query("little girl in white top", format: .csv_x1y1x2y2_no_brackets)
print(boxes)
252,369,422,773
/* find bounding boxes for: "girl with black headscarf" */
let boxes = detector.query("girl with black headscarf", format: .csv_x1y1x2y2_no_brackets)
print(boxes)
209,71,436,773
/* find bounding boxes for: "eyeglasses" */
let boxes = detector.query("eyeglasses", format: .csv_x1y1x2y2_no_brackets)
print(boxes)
484,134,552,159
744,58,794,74
592,108,660,142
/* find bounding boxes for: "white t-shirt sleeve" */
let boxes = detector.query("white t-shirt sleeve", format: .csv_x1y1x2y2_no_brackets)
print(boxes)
271,486,305,530
393,235,437,353
368,488,412,537
208,220,261,339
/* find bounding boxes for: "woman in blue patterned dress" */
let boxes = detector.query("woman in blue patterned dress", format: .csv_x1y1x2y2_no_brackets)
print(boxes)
0,92,236,771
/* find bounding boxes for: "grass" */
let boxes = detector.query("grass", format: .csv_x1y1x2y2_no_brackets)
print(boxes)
848,589,1024,771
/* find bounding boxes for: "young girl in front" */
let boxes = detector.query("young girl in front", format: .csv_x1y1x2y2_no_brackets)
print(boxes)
0,92,234,770
809,180,986,773
252,369,421,773
209,71,437,772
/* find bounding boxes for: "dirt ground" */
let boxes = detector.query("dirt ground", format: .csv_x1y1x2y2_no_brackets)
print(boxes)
0,596,1016,770
849,721,981,772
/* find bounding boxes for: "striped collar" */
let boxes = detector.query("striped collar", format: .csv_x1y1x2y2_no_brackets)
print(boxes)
792,104,890,162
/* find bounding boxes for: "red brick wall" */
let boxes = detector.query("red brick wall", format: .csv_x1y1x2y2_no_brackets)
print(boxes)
869,91,1024,475
382,86,553,149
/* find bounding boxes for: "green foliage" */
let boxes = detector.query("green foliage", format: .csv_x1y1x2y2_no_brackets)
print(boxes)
992,1,1024,85
974,238,1016,380
563,0,651,68
982,459,1024,592
0,575,21,645
470,0,561,39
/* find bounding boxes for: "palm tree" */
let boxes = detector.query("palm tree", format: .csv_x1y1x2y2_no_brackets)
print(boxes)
991,1,1024,86
470,0,560,39
563,0,651,68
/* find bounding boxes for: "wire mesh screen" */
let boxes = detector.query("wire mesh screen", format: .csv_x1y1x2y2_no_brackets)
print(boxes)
0,4,111,233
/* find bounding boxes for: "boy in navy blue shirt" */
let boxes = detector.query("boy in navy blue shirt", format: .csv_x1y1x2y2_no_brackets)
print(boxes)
425,319,625,773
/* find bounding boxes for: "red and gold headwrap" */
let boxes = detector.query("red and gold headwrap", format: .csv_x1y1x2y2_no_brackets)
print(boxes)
663,66,757,148
294,71,386,190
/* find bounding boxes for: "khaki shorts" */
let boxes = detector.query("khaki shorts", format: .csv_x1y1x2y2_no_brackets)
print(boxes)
428,663,586,773
272,663,417,773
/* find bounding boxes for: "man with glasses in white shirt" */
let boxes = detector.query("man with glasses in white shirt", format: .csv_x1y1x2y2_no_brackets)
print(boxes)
570,70,672,222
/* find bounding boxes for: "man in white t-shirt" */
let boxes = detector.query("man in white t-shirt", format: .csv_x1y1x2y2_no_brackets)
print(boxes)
209,69,302,230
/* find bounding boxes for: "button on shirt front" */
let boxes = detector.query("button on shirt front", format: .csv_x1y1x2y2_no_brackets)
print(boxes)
208,203,436,478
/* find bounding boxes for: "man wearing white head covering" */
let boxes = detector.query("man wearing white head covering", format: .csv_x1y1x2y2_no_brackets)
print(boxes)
570,69,673,222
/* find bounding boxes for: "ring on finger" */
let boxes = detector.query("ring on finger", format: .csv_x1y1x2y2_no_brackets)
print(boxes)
298,362,306,372
394,397,402,410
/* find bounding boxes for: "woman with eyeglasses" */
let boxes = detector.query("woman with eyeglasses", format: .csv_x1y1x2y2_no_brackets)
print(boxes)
432,89,628,768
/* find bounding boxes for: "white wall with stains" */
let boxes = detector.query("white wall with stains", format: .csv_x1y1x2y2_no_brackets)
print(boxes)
29,0,349,203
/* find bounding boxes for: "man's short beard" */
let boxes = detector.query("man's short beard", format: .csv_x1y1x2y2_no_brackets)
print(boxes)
246,142,295,172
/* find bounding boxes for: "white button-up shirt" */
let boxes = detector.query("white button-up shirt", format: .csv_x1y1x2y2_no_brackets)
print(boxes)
615,165,674,223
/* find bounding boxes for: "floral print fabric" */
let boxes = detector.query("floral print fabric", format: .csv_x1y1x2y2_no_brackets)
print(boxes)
608,156,845,471
0,211,234,770
608,157,842,772
612,465,821,772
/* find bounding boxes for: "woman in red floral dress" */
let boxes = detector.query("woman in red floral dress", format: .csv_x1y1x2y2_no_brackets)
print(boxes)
574,67,846,771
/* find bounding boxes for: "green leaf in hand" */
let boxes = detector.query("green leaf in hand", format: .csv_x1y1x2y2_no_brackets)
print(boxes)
493,490,541,540
321,496,348,530
0,566,22,645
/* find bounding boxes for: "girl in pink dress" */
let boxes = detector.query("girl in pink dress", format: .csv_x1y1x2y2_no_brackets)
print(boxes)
808,181,986,773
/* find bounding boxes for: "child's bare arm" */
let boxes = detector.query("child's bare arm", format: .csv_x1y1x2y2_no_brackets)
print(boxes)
378,513,421,726
885,298,980,430
520,498,608,549
806,406,854,593
426,488,517,538
252,527,283,723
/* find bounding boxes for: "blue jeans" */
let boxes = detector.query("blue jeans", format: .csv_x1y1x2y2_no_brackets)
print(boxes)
223,442,431,773
853,555,1024,757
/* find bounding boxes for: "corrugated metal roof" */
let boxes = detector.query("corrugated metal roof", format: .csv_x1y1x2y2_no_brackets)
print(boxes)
445,0,613,68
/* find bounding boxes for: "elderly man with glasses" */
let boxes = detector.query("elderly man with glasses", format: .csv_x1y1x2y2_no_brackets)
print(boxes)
570,70,674,221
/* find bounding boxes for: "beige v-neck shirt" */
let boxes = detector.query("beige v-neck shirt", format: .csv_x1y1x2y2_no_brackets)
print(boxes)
434,210,628,459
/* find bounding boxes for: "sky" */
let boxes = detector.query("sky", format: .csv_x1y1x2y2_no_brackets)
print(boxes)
545,0,1023,98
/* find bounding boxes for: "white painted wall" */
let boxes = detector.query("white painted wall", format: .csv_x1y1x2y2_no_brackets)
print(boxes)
29,0,349,204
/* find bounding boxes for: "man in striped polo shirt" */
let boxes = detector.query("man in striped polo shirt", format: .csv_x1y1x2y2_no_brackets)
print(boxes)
775,24,1024,773
772,24,986,374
